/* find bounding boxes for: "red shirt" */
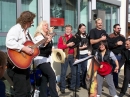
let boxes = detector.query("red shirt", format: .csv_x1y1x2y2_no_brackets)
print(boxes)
57,33,74,54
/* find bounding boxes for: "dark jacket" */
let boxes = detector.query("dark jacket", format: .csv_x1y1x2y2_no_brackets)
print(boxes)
122,49,130,69
109,32,125,54
96,50,112,64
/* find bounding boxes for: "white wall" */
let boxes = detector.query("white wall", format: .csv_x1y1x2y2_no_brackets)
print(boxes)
128,5,130,22
119,0,126,36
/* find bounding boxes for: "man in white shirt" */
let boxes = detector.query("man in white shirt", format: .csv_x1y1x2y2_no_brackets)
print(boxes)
6,11,36,97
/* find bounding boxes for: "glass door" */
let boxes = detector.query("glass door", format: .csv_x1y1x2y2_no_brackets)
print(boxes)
80,0,89,33
96,2,118,34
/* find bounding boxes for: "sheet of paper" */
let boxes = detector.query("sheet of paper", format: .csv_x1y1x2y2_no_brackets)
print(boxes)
73,55,94,65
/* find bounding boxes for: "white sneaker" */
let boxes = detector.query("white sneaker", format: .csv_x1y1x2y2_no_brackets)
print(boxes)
113,95,118,97
128,84,130,88
97,95,100,97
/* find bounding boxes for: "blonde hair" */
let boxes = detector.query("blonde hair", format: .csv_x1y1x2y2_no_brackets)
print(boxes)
34,20,48,37
95,18,102,23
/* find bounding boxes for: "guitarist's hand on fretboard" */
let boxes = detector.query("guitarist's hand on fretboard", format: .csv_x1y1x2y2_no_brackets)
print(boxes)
46,34,52,42
21,46,33,55
44,34,53,46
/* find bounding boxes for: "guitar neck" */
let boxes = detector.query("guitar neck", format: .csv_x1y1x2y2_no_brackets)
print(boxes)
32,38,48,48
32,32,56,48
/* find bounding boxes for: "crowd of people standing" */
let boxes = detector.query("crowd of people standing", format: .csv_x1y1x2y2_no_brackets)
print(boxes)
0,10,130,97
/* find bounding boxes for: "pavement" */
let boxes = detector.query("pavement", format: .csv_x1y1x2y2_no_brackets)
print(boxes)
57,69,129,97
3,69,130,97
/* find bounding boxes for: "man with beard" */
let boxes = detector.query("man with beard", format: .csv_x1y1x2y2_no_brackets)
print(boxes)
89,18,108,55
109,24,125,89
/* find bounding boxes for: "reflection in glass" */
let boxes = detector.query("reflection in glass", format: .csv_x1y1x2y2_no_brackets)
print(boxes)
0,0,16,32
0,0,16,50
22,0,38,36
112,6,118,31
50,0,78,32
80,0,88,33
97,2,111,33
0,37,6,50
96,2,118,34
50,0,78,46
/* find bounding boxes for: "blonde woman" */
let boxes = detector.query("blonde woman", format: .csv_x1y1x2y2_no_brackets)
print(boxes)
33,21,59,97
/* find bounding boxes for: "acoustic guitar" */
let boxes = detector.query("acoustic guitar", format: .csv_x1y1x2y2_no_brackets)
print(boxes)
7,32,56,69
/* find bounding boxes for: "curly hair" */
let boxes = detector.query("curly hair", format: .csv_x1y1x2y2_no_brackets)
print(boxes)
16,11,36,28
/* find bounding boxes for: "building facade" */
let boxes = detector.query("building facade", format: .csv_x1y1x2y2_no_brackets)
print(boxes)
0,0,126,50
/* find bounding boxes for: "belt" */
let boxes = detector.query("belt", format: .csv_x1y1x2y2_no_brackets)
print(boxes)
68,54,73,55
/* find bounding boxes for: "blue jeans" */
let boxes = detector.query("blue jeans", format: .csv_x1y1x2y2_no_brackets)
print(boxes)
76,54,88,88
60,55,76,90
112,54,122,87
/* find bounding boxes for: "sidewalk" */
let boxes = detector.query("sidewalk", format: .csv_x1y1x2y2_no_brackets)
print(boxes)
57,69,129,97
4,69,129,97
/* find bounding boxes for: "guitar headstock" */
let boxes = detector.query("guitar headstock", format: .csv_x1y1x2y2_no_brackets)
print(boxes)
49,27,55,33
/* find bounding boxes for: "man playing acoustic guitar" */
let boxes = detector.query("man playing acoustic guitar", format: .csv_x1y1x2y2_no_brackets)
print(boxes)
6,11,36,97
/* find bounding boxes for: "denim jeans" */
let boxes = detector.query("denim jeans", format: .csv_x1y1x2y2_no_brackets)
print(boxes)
60,55,76,90
112,54,122,87
76,54,88,88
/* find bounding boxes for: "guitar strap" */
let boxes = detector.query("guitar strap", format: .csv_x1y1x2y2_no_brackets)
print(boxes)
27,32,33,41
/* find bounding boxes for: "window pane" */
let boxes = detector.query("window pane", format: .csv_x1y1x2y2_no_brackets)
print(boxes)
96,2,111,33
112,6,118,30
96,2,118,34
21,0,38,36
50,0,78,32
0,0,16,32
0,0,16,50
50,0,78,46
0,37,6,50
80,0,88,33
128,5,130,14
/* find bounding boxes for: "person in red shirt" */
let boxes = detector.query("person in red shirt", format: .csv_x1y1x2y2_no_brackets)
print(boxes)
57,24,79,94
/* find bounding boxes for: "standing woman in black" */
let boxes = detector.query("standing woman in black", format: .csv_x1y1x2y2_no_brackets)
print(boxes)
33,21,59,97
76,23,90,89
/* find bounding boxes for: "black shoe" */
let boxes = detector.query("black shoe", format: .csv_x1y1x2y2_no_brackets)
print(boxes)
76,87,81,90
60,89,65,94
118,93,124,97
82,86,87,89
115,86,122,89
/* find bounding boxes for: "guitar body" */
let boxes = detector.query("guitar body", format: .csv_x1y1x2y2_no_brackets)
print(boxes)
7,41,40,69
